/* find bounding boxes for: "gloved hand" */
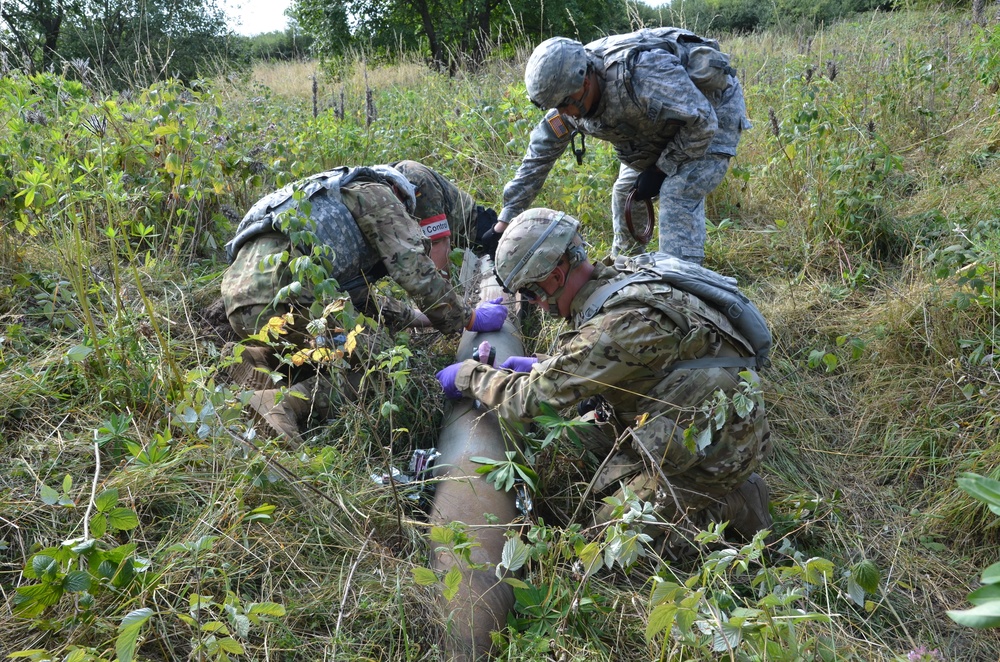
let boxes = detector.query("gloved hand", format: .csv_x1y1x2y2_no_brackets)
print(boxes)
632,167,667,200
499,356,538,372
436,363,464,400
468,297,508,332
474,206,502,259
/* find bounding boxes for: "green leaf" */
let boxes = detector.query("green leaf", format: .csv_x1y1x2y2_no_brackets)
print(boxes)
63,570,92,593
732,391,754,418
650,580,682,606
95,488,119,512
217,638,245,654
982,562,1000,586
502,577,531,590
645,603,677,640
967,584,1000,605
90,513,107,539
710,620,743,652
231,612,251,638
7,651,52,659
117,608,154,662
947,601,1000,628
120,606,154,628
247,601,286,619
853,559,880,594
957,473,1000,515
246,503,277,523
442,566,462,602
62,474,72,494
846,575,865,607
497,536,530,578
32,555,59,580
66,344,94,363
803,557,835,584
576,541,603,576
822,353,839,372
108,508,140,531
411,567,439,586
40,484,59,506
429,526,455,545
200,621,228,634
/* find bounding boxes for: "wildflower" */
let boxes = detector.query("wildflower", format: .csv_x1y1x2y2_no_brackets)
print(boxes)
907,646,944,661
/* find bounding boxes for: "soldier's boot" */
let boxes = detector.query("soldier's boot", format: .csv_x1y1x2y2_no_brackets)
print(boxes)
248,388,308,445
224,343,282,391
719,473,773,543
248,375,334,445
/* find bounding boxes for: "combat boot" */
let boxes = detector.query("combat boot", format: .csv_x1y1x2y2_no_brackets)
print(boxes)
248,375,334,445
224,343,282,391
248,388,307,445
720,473,773,542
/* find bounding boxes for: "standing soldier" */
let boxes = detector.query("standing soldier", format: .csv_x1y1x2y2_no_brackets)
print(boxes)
222,160,506,443
437,208,773,557
490,29,752,263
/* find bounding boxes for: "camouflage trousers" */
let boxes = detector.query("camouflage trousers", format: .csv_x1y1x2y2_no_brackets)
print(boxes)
570,388,770,549
611,154,732,263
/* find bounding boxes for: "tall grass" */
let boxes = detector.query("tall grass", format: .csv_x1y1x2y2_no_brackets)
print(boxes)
1,8,999,661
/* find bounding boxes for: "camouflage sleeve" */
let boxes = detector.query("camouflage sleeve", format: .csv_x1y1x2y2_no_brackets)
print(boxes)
455,316,653,422
632,50,718,175
393,160,478,249
499,110,574,223
348,182,473,335
356,290,419,332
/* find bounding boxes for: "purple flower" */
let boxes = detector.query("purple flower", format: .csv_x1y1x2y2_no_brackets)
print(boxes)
906,646,943,662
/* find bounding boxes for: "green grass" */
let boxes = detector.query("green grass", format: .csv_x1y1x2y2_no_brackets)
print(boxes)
2,8,1000,661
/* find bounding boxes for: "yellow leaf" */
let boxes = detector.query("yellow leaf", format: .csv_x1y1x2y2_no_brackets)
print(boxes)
321,298,349,318
635,412,650,427
345,324,364,356
261,315,289,339
290,349,309,367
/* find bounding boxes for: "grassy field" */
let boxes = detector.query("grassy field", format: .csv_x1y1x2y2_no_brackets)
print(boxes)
1,8,999,661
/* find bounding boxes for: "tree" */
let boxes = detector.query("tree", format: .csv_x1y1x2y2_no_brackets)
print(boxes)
1,0,235,86
291,0,631,69
289,0,352,59
0,0,84,73
58,0,235,87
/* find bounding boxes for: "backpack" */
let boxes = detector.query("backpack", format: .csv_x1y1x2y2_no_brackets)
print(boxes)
587,27,736,96
576,253,772,371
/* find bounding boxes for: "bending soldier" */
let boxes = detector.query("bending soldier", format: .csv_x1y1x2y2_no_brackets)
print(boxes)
494,29,752,263
436,208,773,557
222,160,506,443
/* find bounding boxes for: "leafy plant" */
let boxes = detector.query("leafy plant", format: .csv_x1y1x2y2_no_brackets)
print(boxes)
947,473,1000,628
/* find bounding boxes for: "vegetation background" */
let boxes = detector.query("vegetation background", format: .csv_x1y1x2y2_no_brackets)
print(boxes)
1,0,999,660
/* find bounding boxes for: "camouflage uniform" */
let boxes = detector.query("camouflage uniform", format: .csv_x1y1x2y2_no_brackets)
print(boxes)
451,259,771,530
222,163,476,344
502,30,752,262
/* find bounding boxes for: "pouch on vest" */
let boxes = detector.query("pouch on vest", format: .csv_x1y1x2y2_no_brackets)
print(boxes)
686,45,734,93
628,414,703,476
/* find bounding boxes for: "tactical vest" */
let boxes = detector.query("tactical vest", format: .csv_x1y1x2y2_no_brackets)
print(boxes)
576,253,771,371
225,167,386,289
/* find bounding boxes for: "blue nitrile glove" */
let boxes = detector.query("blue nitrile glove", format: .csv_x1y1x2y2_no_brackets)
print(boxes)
633,167,667,200
469,297,508,333
436,362,464,400
499,356,538,373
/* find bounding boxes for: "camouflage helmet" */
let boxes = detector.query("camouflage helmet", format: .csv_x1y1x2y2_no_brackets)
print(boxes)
525,37,588,109
495,208,582,295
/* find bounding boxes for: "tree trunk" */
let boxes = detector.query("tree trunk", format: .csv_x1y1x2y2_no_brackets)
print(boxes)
408,0,445,70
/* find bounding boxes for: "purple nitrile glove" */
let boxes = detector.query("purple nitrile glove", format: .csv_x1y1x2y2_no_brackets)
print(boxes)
469,297,508,333
499,356,538,373
436,362,464,400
